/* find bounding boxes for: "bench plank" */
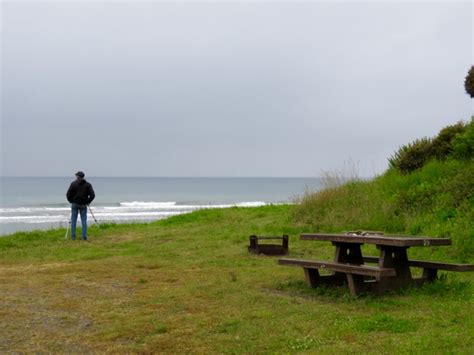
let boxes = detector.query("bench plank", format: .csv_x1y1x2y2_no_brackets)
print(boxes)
362,256,474,272
407,260,474,272
278,258,396,278
301,233,451,247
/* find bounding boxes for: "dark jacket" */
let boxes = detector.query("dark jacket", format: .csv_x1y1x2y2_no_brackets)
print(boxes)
66,179,95,205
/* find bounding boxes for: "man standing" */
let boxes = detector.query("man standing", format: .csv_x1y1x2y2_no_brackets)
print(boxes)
66,171,95,240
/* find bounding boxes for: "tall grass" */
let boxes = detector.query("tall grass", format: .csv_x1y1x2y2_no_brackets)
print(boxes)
319,159,362,189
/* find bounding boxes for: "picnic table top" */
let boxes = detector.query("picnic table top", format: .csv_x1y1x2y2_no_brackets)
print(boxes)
300,233,452,247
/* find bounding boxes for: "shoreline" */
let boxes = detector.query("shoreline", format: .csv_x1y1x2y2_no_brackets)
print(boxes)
0,203,288,237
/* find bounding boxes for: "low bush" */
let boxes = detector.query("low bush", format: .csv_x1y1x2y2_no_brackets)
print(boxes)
452,117,474,159
389,120,471,174
432,121,467,159
465,65,474,98
388,137,434,174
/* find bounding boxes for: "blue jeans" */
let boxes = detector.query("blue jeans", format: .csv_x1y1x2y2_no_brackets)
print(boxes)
71,203,87,240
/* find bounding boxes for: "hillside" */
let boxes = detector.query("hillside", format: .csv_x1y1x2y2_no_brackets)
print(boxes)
295,120,474,261
295,159,473,260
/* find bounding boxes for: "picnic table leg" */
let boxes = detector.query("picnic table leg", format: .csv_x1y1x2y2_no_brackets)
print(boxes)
304,268,320,287
300,242,358,288
374,246,413,293
303,268,347,288
378,246,412,280
332,242,366,292
422,268,438,281
333,242,364,283
346,274,365,297
334,242,364,264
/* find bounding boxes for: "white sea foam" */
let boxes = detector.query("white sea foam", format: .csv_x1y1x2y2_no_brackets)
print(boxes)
234,201,266,207
0,215,70,222
0,201,267,225
0,212,183,223
115,201,266,210
95,211,181,217
0,207,70,213
119,201,177,208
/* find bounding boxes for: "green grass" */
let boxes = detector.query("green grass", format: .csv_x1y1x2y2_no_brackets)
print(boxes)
0,205,473,353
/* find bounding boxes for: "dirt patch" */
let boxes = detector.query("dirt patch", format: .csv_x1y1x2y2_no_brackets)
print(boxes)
0,262,71,276
0,259,141,353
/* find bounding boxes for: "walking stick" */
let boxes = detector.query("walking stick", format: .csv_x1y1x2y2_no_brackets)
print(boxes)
65,219,71,239
88,205,98,224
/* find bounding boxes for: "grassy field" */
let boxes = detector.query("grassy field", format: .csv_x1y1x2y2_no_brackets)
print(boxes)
0,205,473,354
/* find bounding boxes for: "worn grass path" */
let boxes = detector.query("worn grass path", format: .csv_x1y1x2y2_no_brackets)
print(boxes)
0,205,473,353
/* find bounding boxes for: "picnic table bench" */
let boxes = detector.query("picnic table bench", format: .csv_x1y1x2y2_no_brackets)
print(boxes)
279,233,474,296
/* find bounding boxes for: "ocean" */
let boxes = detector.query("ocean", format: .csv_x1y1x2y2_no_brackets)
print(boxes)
0,177,322,236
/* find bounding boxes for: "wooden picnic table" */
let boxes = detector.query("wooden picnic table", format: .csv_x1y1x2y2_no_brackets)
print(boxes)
279,233,473,296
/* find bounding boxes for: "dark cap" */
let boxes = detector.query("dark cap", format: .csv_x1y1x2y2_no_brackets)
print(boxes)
75,171,85,178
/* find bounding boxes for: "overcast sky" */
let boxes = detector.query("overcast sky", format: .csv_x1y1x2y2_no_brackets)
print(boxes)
1,1,472,177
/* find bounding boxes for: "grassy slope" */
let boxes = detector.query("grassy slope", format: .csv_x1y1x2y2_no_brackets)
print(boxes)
294,159,474,261
0,205,473,354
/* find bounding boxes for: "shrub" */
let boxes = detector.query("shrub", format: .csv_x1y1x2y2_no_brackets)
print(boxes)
389,120,471,173
464,65,474,98
388,137,434,173
452,117,474,159
431,121,467,159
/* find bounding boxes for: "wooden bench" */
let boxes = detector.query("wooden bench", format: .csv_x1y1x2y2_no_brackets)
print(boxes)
248,235,289,255
363,256,474,280
278,258,396,295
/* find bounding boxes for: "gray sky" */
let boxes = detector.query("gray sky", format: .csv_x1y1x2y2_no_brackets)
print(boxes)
1,1,472,177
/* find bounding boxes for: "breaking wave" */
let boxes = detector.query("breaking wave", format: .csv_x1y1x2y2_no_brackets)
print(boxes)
0,201,267,225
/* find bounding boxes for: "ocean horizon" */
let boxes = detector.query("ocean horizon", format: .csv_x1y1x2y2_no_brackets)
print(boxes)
0,177,323,235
